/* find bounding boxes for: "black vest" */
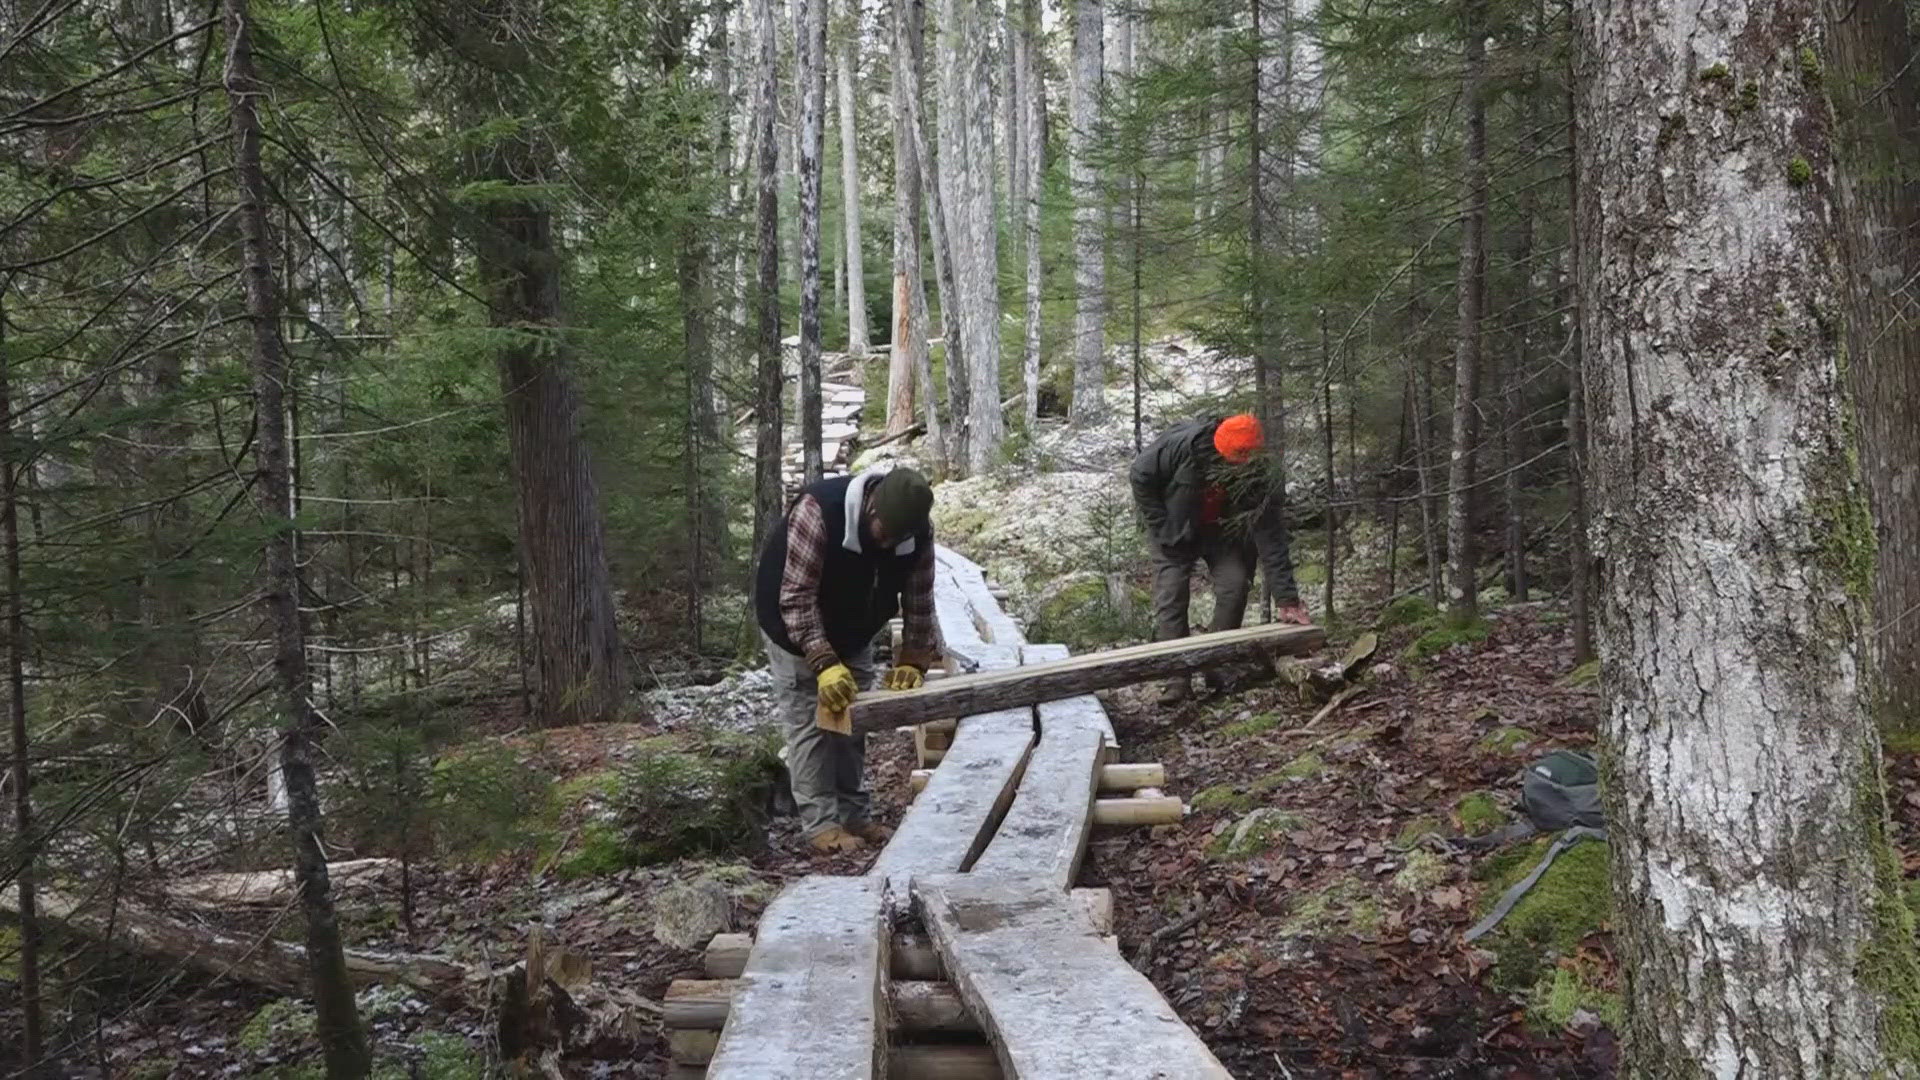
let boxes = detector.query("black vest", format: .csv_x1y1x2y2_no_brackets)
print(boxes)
754,474,932,659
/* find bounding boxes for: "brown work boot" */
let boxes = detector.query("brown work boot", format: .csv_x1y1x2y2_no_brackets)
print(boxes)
846,820,893,845
806,825,866,853
1156,677,1191,706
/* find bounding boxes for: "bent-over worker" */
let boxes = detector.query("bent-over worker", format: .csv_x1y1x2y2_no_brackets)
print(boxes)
1129,413,1307,705
754,467,938,853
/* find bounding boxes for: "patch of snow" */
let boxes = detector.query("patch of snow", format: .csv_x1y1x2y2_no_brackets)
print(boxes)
645,666,777,734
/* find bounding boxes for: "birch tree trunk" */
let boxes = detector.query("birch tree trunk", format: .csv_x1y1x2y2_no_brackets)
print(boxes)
937,0,1005,473
1822,0,1920,735
1068,0,1106,423
222,2,370,1072
888,0,936,445
837,40,869,357
1444,0,1487,625
903,0,964,470
752,0,786,546
1020,0,1042,434
1578,0,1920,1071
795,0,827,482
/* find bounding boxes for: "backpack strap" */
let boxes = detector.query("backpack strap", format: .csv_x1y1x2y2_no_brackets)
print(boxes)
1462,826,1608,943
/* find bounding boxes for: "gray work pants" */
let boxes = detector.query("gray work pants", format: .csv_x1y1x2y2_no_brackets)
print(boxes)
1151,534,1256,641
762,634,876,837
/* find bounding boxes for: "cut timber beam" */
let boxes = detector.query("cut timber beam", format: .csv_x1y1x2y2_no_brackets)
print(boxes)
1092,796,1185,826
673,1044,1000,1079
914,766,1172,794
971,705,1106,888
669,979,974,1033
916,876,1232,1078
851,623,1325,731
701,890,1113,980
705,876,887,1079
870,709,1033,898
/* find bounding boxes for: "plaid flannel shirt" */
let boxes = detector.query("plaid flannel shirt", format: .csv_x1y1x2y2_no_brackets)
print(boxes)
778,492,938,673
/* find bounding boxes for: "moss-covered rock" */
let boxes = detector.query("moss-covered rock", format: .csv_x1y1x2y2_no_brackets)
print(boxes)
1477,726,1535,756
1454,791,1507,836
1207,808,1308,860
1281,877,1383,938
1274,750,1326,781
1402,620,1491,662
1378,594,1439,629
1474,835,1612,990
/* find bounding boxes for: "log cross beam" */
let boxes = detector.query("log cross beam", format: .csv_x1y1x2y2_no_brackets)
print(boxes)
846,622,1326,731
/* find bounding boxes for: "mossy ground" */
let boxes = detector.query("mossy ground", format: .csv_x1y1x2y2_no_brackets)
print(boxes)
1454,791,1506,836
1477,726,1535,755
1402,619,1491,662
1281,877,1383,938
1472,834,1612,992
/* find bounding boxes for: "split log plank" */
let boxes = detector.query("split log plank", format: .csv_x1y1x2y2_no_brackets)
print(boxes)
705,876,888,1080
869,709,1033,898
916,876,1232,1079
851,623,1325,731
5,886,470,998
701,890,1110,980
971,715,1105,889
673,1044,1000,1079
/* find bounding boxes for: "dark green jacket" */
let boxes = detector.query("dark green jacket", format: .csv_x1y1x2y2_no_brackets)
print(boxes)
1128,417,1301,603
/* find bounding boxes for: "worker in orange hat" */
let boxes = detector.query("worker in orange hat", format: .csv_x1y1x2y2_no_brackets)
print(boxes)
1128,413,1308,705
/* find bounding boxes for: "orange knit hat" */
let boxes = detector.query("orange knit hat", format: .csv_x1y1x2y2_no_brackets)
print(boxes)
1213,413,1263,464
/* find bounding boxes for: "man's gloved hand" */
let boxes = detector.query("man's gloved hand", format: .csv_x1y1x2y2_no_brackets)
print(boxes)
882,664,925,691
817,663,858,712
1276,601,1312,626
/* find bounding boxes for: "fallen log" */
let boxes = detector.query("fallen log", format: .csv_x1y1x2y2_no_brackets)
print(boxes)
4,885,470,997
166,858,400,905
846,623,1325,731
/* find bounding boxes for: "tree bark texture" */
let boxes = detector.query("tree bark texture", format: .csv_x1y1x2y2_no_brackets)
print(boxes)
1068,0,1105,423
1445,0,1487,625
888,0,928,438
837,45,869,357
1565,75,1594,665
1020,0,1043,435
795,0,827,482
1821,0,1920,735
937,0,1005,473
1577,0,1920,1072
222,2,371,1072
752,0,786,547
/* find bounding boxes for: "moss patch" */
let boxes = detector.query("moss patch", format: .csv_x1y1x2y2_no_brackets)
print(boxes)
1855,754,1920,1065
1402,620,1490,662
1281,877,1383,939
1393,815,1445,850
1378,594,1439,629
1560,660,1600,688
1454,791,1507,836
1391,849,1451,893
1475,834,1612,990
1192,784,1255,815
1219,711,1281,738
1527,964,1624,1033
1478,726,1535,756
239,997,314,1054
1274,750,1326,781
1788,155,1813,186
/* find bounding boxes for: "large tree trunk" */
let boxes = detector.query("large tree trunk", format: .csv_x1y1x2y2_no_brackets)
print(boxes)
0,285,43,1076
1578,0,1920,1071
1067,0,1105,423
1019,0,1042,435
1443,0,1486,625
1822,0,1920,735
887,0,926,438
795,0,827,482
222,2,370,1072
937,0,1005,473
752,0,786,548
837,44,869,358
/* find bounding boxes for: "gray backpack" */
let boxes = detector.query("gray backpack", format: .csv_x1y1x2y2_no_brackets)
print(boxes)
1464,749,1607,943
1521,749,1604,832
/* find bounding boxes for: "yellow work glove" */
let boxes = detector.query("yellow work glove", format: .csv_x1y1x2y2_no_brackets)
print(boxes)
817,663,858,713
882,664,925,691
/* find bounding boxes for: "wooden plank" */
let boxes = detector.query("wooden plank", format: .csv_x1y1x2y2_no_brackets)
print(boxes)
1020,642,1118,751
702,892,1114,980
706,876,887,1080
971,715,1106,889
849,623,1326,731
869,709,1034,897
916,876,1233,1079
675,1044,1001,1079
913,762,1159,795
